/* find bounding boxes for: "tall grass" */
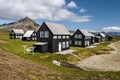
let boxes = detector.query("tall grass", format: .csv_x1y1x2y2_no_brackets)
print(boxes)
0,31,120,79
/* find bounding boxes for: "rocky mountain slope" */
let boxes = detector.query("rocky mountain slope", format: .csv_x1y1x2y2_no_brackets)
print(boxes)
0,17,40,31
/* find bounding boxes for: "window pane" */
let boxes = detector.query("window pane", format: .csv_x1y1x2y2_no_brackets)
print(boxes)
66,41,69,47
66,36,69,38
45,31,49,38
58,36,61,39
63,36,65,39
75,35,77,38
62,42,65,48
78,41,81,45
75,41,78,45
40,31,44,38
53,36,57,39
78,34,82,38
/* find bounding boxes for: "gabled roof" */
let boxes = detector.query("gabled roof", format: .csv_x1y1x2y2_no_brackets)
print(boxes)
44,22,70,35
99,33,106,38
88,32,95,37
23,30,34,37
95,36,101,38
12,29,24,34
79,29,94,36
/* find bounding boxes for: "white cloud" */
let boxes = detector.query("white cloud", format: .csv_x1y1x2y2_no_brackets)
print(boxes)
0,0,91,22
103,26,120,32
80,8,86,13
67,1,77,8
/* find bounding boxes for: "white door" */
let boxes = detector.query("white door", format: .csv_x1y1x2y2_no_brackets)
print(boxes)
58,42,61,51
87,41,90,46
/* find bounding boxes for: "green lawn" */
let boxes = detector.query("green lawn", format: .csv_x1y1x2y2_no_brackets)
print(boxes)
0,30,120,80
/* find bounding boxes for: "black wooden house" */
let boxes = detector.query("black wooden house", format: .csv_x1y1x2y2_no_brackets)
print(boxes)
9,29,24,39
106,34,113,41
22,30,37,41
70,29,94,47
36,22,71,52
96,33,106,41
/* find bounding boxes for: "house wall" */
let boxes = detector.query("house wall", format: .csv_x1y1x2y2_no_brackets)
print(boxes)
52,36,70,52
37,23,53,52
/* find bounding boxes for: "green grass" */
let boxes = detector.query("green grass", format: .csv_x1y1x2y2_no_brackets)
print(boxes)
0,30,120,79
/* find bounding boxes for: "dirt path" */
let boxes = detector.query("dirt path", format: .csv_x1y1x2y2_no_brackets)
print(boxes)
0,49,62,80
76,41,120,71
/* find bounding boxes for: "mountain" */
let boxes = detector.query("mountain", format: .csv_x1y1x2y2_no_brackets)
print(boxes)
0,17,40,31
106,32,120,36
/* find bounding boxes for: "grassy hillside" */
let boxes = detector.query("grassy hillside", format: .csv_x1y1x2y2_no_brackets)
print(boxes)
0,30,120,80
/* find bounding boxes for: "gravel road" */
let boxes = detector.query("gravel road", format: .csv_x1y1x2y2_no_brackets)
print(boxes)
76,41,120,71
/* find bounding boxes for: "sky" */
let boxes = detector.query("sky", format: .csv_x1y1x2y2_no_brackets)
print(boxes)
0,0,120,32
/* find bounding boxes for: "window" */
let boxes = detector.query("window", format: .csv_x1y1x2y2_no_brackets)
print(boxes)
75,41,78,45
66,36,69,38
53,36,57,39
40,31,44,38
11,32,14,34
33,33,36,36
32,37,34,40
34,37,37,40
85,41,90,46
75,41,82,45
62,42,65,48
78,34,82,38
45,31,49,38
66,41,69,47
85,36,91,39
75,35,77,38
58,36,61,39
75,34,82,39
63,36,65,39
12,36,14,38
78,41,82,45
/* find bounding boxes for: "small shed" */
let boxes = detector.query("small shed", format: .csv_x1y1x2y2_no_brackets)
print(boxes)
22,30,37,41
33,42,48,53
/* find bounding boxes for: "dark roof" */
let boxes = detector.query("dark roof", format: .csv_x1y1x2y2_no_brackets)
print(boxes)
44,22,70,35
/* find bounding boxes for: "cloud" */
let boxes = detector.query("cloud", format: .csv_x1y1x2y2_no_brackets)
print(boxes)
103,26,120,32
80,8,86,13
67,1,77,8
0,0,91,22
